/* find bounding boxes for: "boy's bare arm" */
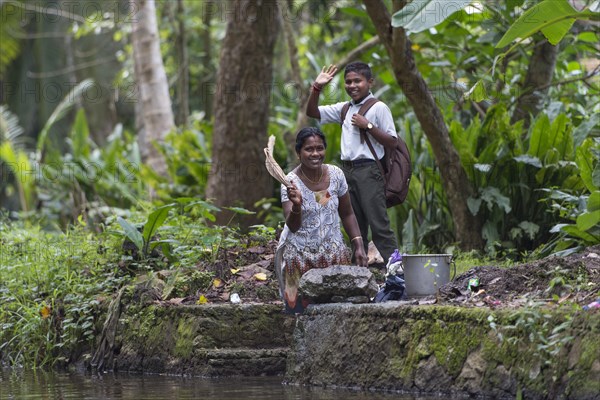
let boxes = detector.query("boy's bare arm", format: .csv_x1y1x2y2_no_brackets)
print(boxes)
306,65,338,119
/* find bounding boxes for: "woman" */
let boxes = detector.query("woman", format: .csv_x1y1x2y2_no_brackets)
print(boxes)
277,127,368,313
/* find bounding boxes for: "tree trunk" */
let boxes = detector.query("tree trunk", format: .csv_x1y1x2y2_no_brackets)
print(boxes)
200,0,215,120
131,0,174,178
206,0,280,227
363,0,484,251
511,38,558,127
277,0,308,159
170,0,190,126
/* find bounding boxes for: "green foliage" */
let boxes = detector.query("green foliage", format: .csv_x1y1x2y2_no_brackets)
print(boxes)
0,3,23,77
0,106,35,211
445,104,591,256
37,80,94,158
496,0,599,48
0,218,126,367
391,0,473,33
0,196,256,367
144,119,212,200
1,0,598,263
488,303,576,366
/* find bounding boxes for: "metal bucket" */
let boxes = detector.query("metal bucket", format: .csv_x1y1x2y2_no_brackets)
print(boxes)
403,254,453,297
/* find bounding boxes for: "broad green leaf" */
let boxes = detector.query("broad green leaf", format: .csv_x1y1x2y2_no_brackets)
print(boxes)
518,221,540,240
576,211,600,232
507,0,525,9
37,79,94,155
0,141,35,211
482,220,500,245
142,203,176,246
481,187,511,213
588,192,600,212
573,113,599,147
464,80,487,102
224,206,255,215
402,209,417,253
391,0,472,33
514,154,542,168
576,139,596,192
528,114,551,158
550,114,573,159
70,109,90,158
496,0,598,48
117,217,143,251
339,7,368,18
577,31,598,43
593,164,600,189
561,225,598,243
467,197,482,215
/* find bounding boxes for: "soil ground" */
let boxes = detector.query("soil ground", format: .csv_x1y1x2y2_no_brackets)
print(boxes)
181,241,600,310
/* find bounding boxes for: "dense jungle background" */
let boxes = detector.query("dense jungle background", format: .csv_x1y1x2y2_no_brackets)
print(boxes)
0,0,598,368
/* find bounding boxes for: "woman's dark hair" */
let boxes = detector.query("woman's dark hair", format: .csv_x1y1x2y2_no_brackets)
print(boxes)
295,127,327,154
344,61,372,81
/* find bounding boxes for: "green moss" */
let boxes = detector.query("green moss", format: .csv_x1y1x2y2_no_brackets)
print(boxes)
430,319,484,377
174,317,198,358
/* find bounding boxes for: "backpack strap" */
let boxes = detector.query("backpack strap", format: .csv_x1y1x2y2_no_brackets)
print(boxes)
340,102,351,125
340,98,380,131
354,98,387,183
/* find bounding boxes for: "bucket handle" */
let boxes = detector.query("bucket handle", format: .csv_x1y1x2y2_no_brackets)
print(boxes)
448,255,456,280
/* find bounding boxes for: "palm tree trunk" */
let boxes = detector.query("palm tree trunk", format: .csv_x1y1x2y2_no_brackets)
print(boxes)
130,0,174,178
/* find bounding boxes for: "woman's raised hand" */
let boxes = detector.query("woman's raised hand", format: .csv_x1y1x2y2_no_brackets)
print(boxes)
314,64,338,87
287,181,302,207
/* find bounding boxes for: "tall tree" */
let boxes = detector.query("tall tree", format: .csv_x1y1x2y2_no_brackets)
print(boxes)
363,0,485,250
166,0,190,126
511,38,559,127
200,0,215,120
206,0,280,226
131,0,174,177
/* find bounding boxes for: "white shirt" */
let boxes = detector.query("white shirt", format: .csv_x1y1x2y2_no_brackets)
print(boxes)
318,93,397,161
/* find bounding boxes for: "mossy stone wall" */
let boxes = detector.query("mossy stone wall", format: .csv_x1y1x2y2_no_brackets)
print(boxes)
112,304,295,376
286,303,600,400
107,301,599,399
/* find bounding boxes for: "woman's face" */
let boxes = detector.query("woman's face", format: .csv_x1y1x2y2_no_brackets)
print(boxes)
298,135,326,170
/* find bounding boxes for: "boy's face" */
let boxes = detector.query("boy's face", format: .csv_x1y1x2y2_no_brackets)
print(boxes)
344,71,373,103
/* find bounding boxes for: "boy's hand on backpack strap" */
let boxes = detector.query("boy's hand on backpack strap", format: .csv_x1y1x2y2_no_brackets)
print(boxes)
314,64,338,87
351,113,369,130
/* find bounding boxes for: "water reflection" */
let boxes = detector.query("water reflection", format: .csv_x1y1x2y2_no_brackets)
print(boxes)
1,369,439,400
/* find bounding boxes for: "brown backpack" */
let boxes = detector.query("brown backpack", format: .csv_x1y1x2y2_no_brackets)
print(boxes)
341,98,412,207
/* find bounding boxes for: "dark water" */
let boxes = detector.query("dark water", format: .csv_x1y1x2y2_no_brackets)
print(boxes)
0,369,440,400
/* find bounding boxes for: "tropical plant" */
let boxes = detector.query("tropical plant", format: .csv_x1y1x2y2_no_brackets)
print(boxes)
0,106,35,212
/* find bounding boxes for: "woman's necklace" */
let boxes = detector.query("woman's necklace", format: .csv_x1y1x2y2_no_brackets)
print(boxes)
300,166,323,184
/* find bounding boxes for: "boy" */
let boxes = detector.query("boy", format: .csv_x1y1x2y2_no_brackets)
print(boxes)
306,62,398,263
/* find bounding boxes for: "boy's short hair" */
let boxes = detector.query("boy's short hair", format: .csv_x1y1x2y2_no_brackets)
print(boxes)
344,61,372,80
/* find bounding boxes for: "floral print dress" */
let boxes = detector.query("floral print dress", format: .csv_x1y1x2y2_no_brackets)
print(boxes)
277,165,351,313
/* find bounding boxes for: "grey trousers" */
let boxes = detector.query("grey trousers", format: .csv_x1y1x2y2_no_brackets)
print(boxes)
342,162,398,263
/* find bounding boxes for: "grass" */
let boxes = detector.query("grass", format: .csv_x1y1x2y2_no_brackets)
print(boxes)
0,218,127,368
0,202,276,368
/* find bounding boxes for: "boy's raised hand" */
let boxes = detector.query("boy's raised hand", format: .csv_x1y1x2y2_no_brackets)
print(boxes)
314,64,338,87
